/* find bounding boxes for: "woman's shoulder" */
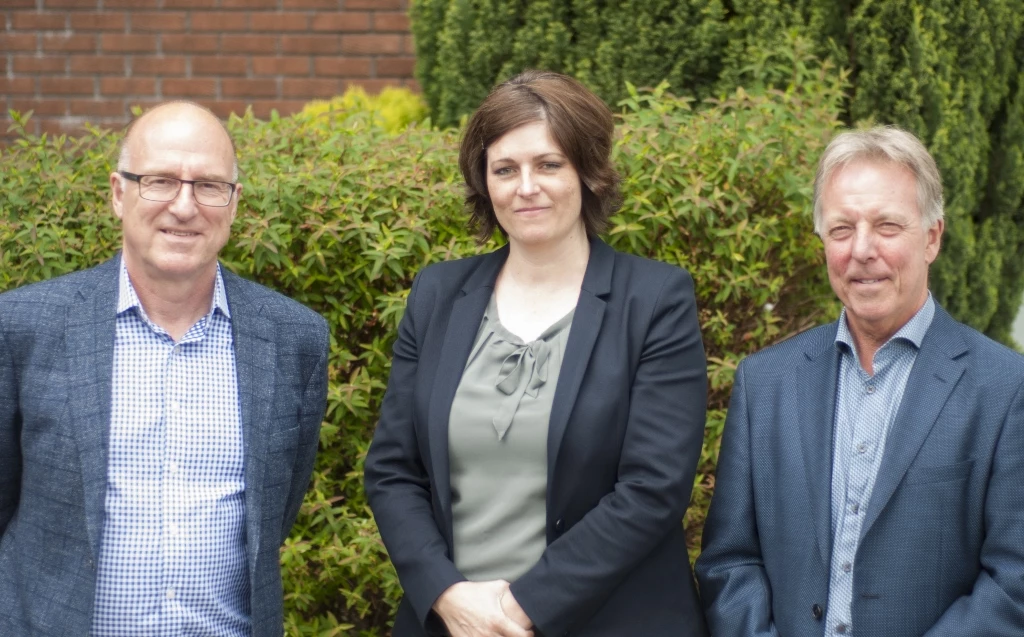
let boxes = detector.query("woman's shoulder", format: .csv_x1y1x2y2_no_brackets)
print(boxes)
600,242,694,291
408,247,507,302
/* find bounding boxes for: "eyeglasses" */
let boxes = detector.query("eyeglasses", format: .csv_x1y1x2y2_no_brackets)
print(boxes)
119,171,237,207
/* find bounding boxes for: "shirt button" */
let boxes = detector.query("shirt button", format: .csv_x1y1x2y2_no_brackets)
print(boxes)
851,503,860,514
166,588,176,599
856,443,867,454
836,623,848,634
168,523,179,536
865,385,875,394
842,561,852,573
168,461,178,474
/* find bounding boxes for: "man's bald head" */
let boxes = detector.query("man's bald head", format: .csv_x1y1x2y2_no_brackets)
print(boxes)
117,101,239,181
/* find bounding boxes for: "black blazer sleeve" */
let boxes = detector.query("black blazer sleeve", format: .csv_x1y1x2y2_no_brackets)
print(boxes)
364,271,465,628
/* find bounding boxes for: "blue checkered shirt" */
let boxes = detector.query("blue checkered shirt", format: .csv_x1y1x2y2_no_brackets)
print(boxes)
824,295,935,635
90,262,251,636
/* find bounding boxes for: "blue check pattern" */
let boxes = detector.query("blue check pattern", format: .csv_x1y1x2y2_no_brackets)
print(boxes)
90,262,251,637
824,295,935,635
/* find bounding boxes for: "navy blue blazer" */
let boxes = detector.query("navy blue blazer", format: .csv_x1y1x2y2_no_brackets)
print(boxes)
365,239,709,637
696,305,1024,636
0,255,330,637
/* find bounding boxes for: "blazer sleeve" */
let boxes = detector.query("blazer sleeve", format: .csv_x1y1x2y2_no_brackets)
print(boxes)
280,316,330,544
694,361,781,637
922,379,1024,636
0,312,20,536
509,267,708,637
364,272,465,630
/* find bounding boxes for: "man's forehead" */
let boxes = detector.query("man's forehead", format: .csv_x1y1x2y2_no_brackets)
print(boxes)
126,107,235,172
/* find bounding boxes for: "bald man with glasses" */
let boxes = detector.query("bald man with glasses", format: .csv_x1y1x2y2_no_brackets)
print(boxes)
0,101,329,637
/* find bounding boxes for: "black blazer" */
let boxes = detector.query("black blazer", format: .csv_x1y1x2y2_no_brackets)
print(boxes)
364,238,709,637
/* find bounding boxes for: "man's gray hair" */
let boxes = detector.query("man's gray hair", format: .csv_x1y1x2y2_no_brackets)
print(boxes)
812,126,943,234
116,100,239,182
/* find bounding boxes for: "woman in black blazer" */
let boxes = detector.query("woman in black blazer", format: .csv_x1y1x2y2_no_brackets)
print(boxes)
364,70,709,637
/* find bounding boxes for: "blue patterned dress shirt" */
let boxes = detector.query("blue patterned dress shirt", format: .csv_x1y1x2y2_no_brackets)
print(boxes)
824,295,935,635
90,262,250,636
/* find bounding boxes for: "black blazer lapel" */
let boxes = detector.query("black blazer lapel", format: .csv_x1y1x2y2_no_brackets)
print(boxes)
860,308,967,540
797,324,840,569
65,256,120,559
223,270,277,576
546,238,612,479
426,247,508,541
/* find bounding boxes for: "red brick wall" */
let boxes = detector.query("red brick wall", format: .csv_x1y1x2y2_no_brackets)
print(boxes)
2,0,417,140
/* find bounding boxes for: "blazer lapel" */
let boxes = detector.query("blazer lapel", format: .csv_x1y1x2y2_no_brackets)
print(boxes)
797,324,841,568
860,308,966,540
223,270,277,575
546,239,611,479
65,256,120,559
427,247,508,539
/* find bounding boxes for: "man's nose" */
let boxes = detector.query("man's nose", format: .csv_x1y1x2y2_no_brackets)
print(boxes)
167,182,199,217
851,226,878,260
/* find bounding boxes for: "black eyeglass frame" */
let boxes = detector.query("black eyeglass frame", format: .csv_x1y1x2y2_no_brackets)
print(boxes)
118,170,238,207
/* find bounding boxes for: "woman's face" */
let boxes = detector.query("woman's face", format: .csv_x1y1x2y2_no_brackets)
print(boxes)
485,119,584,250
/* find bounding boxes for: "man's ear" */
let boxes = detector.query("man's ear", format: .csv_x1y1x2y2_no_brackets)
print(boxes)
925,217,944,265
110,172,125,220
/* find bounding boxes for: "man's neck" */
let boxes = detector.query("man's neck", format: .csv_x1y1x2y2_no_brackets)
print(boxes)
127,263,217,342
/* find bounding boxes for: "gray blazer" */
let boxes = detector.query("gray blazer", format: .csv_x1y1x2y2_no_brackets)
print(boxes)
0,255,329,637
696,305,1024,636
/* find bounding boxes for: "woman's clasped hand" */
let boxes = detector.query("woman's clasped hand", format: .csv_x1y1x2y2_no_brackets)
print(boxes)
432,580,534,637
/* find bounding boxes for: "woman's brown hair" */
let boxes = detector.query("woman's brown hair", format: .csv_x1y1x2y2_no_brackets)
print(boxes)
458,70,622,241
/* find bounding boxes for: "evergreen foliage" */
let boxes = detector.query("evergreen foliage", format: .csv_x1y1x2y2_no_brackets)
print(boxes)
412,0,1024,344
1,49,844,633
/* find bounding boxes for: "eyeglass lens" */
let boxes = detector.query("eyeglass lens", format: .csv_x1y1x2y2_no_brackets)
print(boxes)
139,176,233,206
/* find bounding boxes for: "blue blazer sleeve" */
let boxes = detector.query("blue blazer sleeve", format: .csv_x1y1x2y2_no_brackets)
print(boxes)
695,361,781,637
279,316,330,544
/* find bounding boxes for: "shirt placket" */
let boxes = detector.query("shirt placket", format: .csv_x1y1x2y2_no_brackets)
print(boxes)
161,339,186,636
830,351,895,636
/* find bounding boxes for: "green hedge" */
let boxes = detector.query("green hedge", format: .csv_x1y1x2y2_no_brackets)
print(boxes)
412,0,1024,346
1,45,841,634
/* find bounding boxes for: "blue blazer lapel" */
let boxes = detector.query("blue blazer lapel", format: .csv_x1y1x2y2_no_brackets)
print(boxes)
427,246,508,540
65,256,120,559
797,323,841,568
860,308,967,540
546,238,611,479
223,270,277,576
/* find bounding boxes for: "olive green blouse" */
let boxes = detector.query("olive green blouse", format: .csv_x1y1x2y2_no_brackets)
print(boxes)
448,294,575,582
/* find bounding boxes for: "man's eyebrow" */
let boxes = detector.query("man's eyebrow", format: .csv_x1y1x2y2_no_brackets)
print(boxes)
141,170,233,182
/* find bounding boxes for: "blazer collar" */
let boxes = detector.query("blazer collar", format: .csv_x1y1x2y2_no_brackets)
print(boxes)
797,320,842,568
427,237,615,539
66,255,121,559
221,268,277,577
860,305,966,539
546,238,613,479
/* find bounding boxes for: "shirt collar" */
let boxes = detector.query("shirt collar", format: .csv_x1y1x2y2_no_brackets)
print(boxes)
117,259,231,320
835,292,935,353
